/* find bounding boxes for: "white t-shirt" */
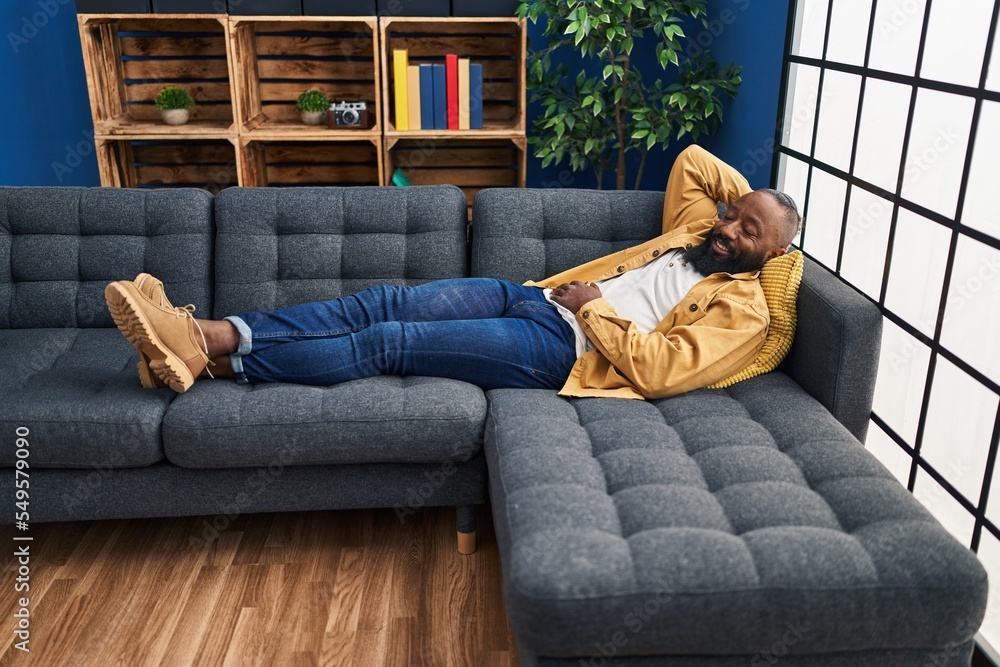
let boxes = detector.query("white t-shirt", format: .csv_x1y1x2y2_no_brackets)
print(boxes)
544,248,705,357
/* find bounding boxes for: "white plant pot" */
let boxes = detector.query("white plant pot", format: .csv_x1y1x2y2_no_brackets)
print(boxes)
301,110,326,126
161,109,190,126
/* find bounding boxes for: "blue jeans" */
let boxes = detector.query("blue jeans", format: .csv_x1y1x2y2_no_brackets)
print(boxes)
224,278,577,390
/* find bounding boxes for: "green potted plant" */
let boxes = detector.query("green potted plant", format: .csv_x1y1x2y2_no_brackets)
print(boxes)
154,86,195,126
296,89,330,126
517,0,742,189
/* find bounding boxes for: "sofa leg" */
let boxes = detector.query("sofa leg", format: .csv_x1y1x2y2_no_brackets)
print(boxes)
456,504,477,555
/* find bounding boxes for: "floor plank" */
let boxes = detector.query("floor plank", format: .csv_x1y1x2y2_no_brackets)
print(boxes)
0,507,520,667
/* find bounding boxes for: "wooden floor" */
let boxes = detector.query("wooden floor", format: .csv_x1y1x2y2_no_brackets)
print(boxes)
0,506,520,667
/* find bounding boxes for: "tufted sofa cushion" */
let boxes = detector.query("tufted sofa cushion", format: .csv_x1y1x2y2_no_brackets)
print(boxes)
0,187,214,328
485,375,987,658
0,329,171,468
163,184,487,468
471,188,664,283
162,376,486,468
212,185,469,318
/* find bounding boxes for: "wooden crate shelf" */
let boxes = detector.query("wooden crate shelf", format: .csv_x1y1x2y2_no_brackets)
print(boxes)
242,127,379,140
380,17,525,136
230,16,381,137
96,137,239,192
239,138,383,187
95,119,236,139
78,14,237,137
385,137,525,217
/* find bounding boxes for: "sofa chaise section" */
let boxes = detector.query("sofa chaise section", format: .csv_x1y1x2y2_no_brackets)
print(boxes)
485,383,986,665
471,187,988,666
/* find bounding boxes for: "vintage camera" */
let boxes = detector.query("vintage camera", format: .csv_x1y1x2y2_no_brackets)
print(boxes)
329,101,373,129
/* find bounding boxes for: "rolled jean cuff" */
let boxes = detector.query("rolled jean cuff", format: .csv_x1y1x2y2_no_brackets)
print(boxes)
224,315,253,384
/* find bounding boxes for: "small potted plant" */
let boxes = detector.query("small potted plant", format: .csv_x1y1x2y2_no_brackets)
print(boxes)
296,89,330,126
155,87,195,126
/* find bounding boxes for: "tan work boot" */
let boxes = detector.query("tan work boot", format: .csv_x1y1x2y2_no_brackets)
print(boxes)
132,273,171,388
135,273,171,308
105,279,214,393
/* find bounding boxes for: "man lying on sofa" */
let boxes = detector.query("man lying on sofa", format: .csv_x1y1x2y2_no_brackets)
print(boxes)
104,145,801,400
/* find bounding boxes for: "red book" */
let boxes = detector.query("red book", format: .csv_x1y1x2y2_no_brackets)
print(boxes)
446,54,459,130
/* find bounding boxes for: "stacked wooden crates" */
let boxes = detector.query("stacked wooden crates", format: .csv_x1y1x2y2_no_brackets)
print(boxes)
79,15,239,191
77,12,525,207
230,15,382,188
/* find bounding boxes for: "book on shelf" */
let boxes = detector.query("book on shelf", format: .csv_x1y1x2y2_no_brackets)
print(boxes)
445,54,459,130
470,63,483,130
407,65,422,131
432,64,447,130
458,57,470,130
393,48,409,131
419,64,434,130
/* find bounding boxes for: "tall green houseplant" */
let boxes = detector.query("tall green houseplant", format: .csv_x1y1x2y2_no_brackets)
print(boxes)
518,0,742,190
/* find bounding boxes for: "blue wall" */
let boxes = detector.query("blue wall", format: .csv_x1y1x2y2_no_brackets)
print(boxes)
697,0,791,189
0,0,788,190
0,0,101,186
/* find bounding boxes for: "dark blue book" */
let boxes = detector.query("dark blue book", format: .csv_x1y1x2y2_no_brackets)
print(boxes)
470,63,484,130
419,64,434,130
432,63,448,130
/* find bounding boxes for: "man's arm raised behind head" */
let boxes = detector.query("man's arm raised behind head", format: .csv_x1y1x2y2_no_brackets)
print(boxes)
662,145,752,235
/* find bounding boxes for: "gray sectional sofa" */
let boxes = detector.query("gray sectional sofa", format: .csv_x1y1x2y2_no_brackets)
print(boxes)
0,184,987,665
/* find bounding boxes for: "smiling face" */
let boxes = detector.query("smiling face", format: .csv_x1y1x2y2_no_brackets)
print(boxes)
684,190,796,276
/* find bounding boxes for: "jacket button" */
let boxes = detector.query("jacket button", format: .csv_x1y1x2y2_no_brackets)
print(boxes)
689,304,698,312
582,311,590,319
685,243,692,249
616,265,624,273
652,250,660,257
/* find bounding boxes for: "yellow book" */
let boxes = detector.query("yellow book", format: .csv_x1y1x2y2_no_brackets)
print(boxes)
393,48,409,131
458,57,471,130
407,64,422,131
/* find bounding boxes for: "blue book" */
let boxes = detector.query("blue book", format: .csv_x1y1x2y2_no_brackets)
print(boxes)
419,64,434,131
469,63,483,130
432,64,448,130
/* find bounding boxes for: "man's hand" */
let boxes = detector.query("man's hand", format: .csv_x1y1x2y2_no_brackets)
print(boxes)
549,281,602,314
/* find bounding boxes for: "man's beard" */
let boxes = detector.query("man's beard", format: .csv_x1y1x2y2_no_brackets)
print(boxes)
683,232,769,276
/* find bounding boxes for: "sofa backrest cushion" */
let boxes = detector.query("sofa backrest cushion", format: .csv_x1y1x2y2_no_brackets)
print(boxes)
212,185,469,318
470,188,664,282
0,187,214,329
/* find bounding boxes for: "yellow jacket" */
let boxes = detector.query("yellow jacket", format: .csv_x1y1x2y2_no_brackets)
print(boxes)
526,145,768,400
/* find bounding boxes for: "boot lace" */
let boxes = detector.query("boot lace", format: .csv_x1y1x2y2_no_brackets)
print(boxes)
174,304,216,379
